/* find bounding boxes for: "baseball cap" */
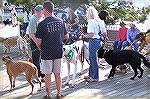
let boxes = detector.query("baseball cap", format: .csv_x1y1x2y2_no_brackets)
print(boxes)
34,5,43,11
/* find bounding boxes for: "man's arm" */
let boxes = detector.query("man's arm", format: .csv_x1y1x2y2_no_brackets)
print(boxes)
64,33,69,40
32,35,42,49
34,22,43,48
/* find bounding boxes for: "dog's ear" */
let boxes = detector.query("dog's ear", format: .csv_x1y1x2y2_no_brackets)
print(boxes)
2,56,6,61
2,55,13,62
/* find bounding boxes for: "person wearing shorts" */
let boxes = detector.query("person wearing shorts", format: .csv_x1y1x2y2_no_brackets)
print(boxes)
34,1,69,98
40,59,62,74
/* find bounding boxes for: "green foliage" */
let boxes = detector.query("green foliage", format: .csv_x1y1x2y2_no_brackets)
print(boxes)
105,16,115,25
17,16,24,23
7,0,35,10
7,0,149,25
139,15,147,23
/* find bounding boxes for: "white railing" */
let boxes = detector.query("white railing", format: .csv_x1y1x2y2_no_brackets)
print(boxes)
79,22,148,32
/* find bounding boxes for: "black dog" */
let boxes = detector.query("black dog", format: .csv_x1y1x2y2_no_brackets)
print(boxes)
98,48,150,80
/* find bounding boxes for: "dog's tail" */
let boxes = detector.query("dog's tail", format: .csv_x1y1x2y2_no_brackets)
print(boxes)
139,53,150,67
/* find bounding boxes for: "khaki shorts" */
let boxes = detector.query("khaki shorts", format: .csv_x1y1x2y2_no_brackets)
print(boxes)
40,59,62,74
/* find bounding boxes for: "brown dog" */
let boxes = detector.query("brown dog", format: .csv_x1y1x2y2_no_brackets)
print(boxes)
2,55,41,95
135,30,150,53
3,37,18,53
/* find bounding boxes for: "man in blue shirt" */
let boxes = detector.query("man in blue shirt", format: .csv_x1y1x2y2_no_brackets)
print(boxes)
33,1,69,98
122,22,140,51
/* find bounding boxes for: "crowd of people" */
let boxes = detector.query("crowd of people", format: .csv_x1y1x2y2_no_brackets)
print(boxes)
7,0,149,98
23,1,109,97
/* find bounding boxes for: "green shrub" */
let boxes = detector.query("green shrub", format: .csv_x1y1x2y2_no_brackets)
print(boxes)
17,16,24,23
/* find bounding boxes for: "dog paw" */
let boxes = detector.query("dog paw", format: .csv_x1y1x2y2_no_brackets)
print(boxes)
108,75,111,78
9,89,13,92
12,85,15,88
64,82,69,86
69,85,75,88
78,72,82,76
27,92,33,96
138,76,142,78
37,88,41,91
130,77,134,80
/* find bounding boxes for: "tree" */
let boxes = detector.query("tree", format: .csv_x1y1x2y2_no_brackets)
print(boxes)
7,0,44,10
7,0,149,24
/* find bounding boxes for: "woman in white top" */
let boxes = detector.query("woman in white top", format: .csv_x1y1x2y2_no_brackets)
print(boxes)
83,6,109,82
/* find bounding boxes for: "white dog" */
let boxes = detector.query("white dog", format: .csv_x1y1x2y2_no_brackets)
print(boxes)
63,43,79,87
17,36,29,57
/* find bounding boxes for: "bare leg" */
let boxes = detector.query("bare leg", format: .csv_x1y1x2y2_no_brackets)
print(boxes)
45,74,51,97
54,73,62,96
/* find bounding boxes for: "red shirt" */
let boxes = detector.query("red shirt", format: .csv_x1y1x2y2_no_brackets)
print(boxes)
117,26,128,41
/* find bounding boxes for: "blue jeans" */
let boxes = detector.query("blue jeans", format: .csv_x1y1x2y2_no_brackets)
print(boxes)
89,38,101,80
113,40,125,50
122,41,139,51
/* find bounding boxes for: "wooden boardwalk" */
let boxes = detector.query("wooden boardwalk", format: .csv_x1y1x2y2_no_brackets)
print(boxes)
0,54,150,99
